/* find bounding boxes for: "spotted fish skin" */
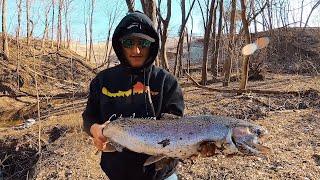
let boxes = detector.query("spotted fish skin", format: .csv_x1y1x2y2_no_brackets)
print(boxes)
102,115,271,159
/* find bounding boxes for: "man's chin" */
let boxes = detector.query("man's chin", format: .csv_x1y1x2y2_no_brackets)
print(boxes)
129,63,144,68
128,61,145,68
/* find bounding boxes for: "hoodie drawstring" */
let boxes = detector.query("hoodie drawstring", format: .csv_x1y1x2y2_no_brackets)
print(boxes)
143,69,148,116
144,68,156,117
130,74,133,104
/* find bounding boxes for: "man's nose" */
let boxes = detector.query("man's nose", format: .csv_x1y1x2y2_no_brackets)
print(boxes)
132,45,141,54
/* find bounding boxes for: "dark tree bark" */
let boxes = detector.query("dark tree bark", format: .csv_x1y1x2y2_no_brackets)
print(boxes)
26,0,31,46
2,0,9,60
140,0,159,65
51,0,56,48
200,0,216,85
57,0,64,50
222,0,236,87
89,0,95,62
173,0,196,77
239,0,251,90
158,0,171,71
210,0,223,79
42,3,51,48
125,0,135,12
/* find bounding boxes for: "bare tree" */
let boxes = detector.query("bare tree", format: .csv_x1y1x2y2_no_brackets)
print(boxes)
302,0,320,33
26,0,31,46
185,15,194,74
157,0,171,71
42,3,52,48
199,0,216,85
239,0,251,90
173,0,196,77
103,1,123,66
84,0,88,60
16,0,22,41
89,0,95,62
125,0,135,12
2,0,9,60
174,0,185,76
210,0,223,79
51,0,56,48
299,0,305,28
222,0,236,87
266,0,273,30
57,0,64,50
250,0,258,33
16,0,22,88
140,0,157,25
64,0,71,48
140,0,159,65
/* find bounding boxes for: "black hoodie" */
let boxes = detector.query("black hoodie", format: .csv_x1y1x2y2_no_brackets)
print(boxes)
82,11,184,180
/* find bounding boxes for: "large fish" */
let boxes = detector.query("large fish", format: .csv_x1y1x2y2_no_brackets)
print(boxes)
102,115,272,166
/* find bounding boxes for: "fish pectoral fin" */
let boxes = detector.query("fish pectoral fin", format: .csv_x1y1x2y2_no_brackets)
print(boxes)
154,157,177,171
102,142,124,152
143,155,167,166
101,143,117,152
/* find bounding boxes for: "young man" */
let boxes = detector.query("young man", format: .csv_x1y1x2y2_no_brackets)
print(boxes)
82,11,184,180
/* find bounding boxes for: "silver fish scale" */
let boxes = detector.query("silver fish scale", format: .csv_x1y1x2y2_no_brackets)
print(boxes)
103,115,253,158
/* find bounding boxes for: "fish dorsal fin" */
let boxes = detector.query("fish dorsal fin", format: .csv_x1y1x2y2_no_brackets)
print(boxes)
143,155,167,166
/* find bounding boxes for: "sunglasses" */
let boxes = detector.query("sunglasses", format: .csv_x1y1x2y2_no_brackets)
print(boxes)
121,39,152,48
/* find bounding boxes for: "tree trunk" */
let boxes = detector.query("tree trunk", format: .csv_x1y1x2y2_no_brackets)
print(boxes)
104,28,112,63
177,30,184,77
222,0,236,87
210,0,223,79
103,1,122,65
158,0,171,71
186,25,193,74
57,0,63,50
51,0,55,48
140,0,157,26
64,0,70,48
173,0,196,77
2,0,9,60
174,0,185,76
42,4,51,48
16,0,22,41
84,1,88,60
239,0,251,90
251,0,257,33
302,1,320,33
140,0,159,66
125,0,135,12
159,22,170,71
89,0,95,62
16,0,22,89
200,0,216,85
266,0,272,30
26,0,31,46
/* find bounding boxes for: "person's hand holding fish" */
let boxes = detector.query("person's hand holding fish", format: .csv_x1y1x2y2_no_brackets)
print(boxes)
90,123,110,151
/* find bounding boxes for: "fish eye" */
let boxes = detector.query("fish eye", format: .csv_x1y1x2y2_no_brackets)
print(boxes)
256,128,262,137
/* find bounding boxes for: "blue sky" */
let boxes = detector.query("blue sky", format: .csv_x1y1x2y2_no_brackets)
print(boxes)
4,0,204,43
2,0,319,43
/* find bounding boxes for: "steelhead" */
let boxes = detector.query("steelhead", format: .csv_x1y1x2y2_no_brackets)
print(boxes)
102,115,272,166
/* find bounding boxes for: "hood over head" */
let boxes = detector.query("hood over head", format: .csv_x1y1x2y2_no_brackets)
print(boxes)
112,11,159,70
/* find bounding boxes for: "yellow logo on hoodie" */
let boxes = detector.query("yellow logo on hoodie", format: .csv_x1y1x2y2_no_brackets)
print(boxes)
102,81,158,97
